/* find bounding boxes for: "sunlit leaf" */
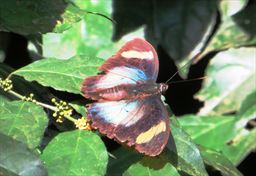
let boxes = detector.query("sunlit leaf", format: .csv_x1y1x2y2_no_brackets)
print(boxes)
42,0,117,60
53,4,85,33
41,130,108,176
0,133,47,176
196,48,256,115
198,4,256,59
12,55,103,95
199,146,242,176
179,113,256,164
166,117,208,176
220,0,248,17
223,129,256,164
0,99,48,149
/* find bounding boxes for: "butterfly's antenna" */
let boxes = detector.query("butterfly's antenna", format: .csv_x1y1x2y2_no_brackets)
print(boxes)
164,52,202,84
165,59,195,84
167,76,207,85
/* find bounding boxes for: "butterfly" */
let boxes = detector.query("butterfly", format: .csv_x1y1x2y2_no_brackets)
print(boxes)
81,38,170,156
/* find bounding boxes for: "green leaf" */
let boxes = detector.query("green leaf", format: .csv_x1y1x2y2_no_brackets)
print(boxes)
223,129,256,164
0,99,48,149
42,0,118,60
53,4,84,33
12,55,103,95
0,133,47,176
199,146,242,176
238,90,256,117
124,157,180,176
107,148,142,176
70,102,87,118
199,3,256,58
0,63,50,101
167,117,208,176
0,0,68,35
179,114,256,165
219,0,248,17
41,130,108,176
178,115,236,147
196,48,256,115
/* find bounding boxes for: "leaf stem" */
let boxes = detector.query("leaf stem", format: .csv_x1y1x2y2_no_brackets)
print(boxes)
64,115,77,123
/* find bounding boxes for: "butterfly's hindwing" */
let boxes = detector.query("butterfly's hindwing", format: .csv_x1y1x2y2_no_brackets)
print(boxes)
87,97,169,156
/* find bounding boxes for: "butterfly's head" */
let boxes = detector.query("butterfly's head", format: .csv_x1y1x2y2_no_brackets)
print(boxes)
159,83,168,93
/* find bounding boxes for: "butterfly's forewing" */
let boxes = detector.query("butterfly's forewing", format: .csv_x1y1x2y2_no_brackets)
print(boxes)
82,38,159,100
87,97,170,156
99,38,159,80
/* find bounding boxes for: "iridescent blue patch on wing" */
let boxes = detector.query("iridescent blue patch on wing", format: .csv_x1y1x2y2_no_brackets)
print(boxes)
88,100,142,126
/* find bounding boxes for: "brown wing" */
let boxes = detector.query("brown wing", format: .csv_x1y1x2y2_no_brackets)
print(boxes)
87,96,170,156
81,38,159,100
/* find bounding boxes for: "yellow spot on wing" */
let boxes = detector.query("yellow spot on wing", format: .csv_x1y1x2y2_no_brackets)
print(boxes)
136,121,166,144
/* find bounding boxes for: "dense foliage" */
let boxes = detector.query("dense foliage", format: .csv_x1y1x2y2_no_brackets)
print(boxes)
0,0,255,175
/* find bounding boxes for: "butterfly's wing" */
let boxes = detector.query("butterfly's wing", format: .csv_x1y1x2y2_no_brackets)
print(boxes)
82,38,159,100
87,96,169,156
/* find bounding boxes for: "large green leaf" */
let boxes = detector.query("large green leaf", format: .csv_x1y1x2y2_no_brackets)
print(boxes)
178,115,236,147
196,48,256,115
199,146,242,176
199,3,256,59
179,114,256,164
124,157,180,176
0,133,47,176
167,117,208,176
112,0,218,61
12,55,103,95
0,0,68,35
0,99,48,149
41,130,108,176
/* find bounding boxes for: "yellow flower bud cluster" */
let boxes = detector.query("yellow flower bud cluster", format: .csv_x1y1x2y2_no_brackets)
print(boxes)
0,78,13,91
51,98,73,123
75,117,92,131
